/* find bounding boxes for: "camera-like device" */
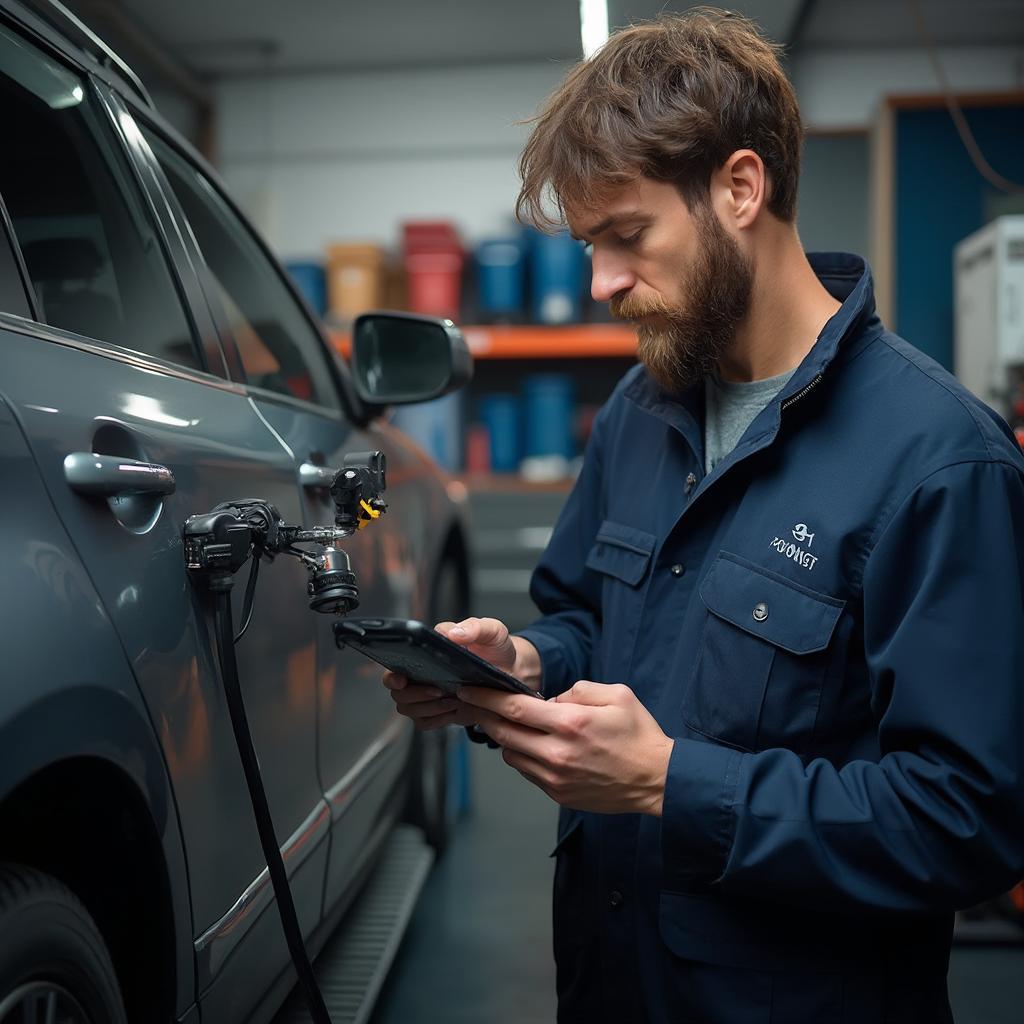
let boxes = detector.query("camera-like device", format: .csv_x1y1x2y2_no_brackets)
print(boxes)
183,450,388,615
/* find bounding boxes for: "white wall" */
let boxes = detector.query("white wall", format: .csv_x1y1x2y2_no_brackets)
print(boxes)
215,62,570,260
793,46,1024,129
213,47,1024,260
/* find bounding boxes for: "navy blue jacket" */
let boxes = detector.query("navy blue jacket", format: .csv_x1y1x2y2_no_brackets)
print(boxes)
516,254,1024,1023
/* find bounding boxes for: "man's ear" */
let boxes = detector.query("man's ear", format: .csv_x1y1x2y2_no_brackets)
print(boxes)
713,149,767,229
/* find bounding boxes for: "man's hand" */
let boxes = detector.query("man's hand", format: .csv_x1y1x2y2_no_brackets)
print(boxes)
456,681,674,816
382,616,541,730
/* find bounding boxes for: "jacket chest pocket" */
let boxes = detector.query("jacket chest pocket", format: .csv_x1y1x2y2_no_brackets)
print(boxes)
682,552,845,753
585,519,656,678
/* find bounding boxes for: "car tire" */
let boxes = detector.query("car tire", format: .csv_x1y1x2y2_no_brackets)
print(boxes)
405,558,465,856
0,864,127,1024
408,728,450,856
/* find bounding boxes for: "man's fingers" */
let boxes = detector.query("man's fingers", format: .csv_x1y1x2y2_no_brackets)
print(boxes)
390,683,446,706
394,695,461,721
414,705,477,731
436,616,510,649
457,685,564,732
470,706,566,764
553,680,629,706
382,671,408,691
502,748,558,793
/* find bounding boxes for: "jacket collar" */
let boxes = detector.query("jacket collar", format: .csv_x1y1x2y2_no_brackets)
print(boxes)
623,252,881,447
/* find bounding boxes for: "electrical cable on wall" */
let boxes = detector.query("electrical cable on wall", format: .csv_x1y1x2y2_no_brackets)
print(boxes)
907,0,1024,194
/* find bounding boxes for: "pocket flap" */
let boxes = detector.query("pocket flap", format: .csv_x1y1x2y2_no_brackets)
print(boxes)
584,520,656,587
698,552,844,655
549,812,583,857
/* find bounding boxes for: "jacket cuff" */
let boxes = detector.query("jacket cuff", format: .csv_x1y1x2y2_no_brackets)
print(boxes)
513,627,572,698
661,738,744,892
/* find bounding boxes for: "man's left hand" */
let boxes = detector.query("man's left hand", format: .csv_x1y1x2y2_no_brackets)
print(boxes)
457,681,674,816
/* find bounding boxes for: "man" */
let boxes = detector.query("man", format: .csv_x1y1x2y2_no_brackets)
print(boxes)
384,10,1024,1022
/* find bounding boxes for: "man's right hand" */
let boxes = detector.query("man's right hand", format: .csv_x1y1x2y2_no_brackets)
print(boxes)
382,616,541,731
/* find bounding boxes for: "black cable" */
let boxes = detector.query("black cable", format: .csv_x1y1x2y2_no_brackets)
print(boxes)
234,555,260,644
213,587,332,1024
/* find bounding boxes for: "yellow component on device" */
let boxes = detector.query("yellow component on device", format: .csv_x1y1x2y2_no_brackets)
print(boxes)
356,498,381,529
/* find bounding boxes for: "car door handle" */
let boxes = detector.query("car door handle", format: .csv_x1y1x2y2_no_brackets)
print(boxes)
64,452,176,497
299,462,334,488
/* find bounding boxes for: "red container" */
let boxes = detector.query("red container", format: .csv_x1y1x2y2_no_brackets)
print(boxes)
403,221,463,320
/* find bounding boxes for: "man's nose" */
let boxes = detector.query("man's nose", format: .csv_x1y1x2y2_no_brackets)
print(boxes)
590,251,635,303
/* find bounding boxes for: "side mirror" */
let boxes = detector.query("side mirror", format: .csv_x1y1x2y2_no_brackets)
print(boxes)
350,311,473,405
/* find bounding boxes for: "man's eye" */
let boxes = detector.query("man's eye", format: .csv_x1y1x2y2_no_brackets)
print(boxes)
581,241,593,253
620,230,644,247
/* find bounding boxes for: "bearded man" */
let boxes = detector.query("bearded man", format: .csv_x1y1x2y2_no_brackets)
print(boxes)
383,9,1024,1022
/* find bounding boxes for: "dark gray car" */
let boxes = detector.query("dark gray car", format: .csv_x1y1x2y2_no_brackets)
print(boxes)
0,3,471,1021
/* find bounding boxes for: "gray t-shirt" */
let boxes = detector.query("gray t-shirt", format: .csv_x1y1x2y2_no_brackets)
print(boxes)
704,367,796,475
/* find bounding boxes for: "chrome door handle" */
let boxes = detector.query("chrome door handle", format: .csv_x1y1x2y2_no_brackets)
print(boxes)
299,462,335,488
64,452,176,497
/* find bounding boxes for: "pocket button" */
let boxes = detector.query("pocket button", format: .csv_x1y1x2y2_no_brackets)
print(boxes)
752,601,769,622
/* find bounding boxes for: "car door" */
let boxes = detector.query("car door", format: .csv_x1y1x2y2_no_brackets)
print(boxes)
131,117,440,911
0,24,327,1024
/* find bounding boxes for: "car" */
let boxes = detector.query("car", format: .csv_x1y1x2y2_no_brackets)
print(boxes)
0,2,472,1021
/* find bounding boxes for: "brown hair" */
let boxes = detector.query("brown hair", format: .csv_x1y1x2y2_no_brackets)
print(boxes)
516,8,803,228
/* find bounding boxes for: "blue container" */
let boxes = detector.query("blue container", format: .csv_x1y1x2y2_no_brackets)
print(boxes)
285,261,327,318
528,230,586,325
479,394,520,473
476,238,525,317
523,374,575,459
391,392,463,472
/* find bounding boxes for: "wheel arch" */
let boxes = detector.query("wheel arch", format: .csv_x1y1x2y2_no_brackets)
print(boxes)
0,688,193,1022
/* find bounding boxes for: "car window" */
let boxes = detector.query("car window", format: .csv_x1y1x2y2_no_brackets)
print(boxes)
143,130,340,410
0,210,31,318
0,24,201,369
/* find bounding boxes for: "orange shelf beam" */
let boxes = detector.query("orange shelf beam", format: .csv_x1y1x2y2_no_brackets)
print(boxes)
330,323,637,360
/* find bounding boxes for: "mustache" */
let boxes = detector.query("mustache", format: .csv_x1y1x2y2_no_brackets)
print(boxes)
609,291,675,322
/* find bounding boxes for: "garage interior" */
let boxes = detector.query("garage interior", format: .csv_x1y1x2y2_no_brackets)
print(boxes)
45,0,1024,1021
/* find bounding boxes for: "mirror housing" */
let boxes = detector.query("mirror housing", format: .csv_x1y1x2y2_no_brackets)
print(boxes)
350,311,472,405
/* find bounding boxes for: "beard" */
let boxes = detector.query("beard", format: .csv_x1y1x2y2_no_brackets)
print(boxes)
610,204,754,396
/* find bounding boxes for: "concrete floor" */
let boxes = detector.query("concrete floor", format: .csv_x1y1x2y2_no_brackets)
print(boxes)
370,739,558,1023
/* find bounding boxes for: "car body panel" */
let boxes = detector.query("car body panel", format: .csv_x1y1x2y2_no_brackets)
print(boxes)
0,4,471,1020
0,385,196,1016
0,317,326,1020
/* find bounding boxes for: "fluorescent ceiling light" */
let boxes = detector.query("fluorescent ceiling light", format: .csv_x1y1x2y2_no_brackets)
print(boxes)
580,0,609,58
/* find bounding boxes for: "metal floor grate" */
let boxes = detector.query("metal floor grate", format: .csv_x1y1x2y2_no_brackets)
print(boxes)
274,826,434,1024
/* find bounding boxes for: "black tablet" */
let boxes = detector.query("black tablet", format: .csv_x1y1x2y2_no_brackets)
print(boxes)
334,617,542,698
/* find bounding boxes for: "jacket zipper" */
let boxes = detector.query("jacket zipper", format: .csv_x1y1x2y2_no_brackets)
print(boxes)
780,373,823,411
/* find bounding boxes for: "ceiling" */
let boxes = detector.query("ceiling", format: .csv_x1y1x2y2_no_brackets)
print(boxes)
58,0,1024,88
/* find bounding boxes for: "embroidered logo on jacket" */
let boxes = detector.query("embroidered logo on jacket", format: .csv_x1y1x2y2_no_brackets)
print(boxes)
770,524,818,570
791,523,815,546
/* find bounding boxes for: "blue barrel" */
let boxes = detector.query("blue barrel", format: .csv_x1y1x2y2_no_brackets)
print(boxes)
479,394,520,473
285,262,327,318
476,239,525,318
528,230,586,325
523,374,575,459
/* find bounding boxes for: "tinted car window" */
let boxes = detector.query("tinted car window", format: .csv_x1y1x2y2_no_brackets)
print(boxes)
0,25,200,369
144,131,339,410
0,210,31,318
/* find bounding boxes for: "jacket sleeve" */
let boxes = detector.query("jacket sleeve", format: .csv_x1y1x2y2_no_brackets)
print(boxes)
661,458,1024,914
513,404,610,699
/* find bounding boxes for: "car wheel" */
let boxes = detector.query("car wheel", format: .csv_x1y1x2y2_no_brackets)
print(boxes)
406,558,465,856
409,727,450,855
0,865,126,1024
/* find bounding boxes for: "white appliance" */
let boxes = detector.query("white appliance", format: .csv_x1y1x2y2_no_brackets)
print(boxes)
953,215,1024,412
